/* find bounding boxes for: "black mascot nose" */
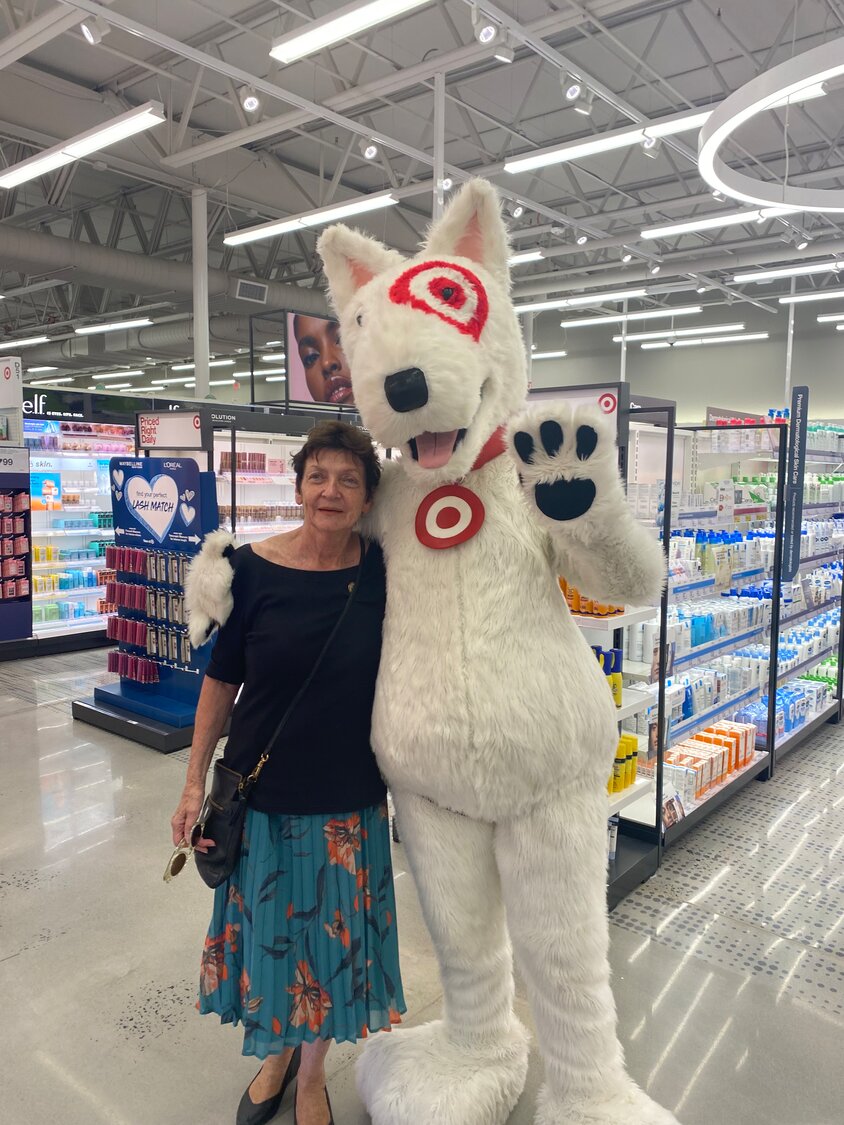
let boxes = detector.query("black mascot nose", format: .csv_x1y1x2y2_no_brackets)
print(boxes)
384,367,429,413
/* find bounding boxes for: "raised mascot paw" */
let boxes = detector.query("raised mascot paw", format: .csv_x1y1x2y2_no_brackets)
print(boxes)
507,404,623,526
356,1018,530,1125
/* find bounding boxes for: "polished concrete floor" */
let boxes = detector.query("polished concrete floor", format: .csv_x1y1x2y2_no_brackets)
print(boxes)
1,650,842,1125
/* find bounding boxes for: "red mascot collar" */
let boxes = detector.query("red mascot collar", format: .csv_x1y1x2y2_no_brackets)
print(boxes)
470,425,508,472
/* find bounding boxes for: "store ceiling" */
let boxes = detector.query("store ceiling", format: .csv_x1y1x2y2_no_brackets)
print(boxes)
2,0,844,386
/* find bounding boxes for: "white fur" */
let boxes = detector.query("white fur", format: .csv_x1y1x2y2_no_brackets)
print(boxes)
316,179,677,1125
184,529,236,648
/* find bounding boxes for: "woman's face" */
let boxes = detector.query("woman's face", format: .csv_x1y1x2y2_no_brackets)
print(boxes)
294,315,355,406
296,449,371,534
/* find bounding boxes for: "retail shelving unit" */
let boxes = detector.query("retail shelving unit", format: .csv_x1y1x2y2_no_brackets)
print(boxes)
623,420,843,848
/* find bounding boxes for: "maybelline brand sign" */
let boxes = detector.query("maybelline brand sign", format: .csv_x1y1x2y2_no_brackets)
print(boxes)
110,457,203,550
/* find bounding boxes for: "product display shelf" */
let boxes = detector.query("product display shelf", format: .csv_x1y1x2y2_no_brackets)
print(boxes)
774,698,841,761
33,585,107,602
667,685,762,748
572,605,656,634
775,643,837,688
672,624,767,669
662,751,771,846
780,595,841,628
608,774,655,817
616,687,653,721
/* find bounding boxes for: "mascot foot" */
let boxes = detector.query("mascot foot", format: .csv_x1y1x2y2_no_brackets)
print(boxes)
536,1080,680,1125
356,1017,530,1125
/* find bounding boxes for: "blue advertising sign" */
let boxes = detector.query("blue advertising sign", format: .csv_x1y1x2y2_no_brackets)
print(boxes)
782,385,809,582
109,456,202,551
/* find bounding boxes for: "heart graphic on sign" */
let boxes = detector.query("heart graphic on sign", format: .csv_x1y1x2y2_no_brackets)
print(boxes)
112,469,125,488
180,502,196,526
115,491,123,501
184,489,195,502
125,474,179,543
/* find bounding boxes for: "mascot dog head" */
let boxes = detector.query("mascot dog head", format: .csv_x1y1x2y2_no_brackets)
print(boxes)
317,179,527,483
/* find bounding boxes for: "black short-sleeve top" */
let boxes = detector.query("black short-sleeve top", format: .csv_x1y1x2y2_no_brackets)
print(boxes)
206,540,387,816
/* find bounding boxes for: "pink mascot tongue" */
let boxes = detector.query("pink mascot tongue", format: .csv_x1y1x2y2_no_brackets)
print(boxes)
414,430,459,469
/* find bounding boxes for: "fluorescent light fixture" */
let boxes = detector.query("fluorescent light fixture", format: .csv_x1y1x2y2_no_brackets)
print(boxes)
531,350,568,359
158,376,197,385
7,335,49,348
559,305,702,329
733,260,841,284
504,107,712,176
28,377,74,386
505,130,645,175
266,376,288,382
508,250,544,265
0,151,74,187
270,0,432,64
91,382,132,390
171,359,236,370
515,287,647,314
75,317,152,335
224,192,397,246
85,370,144,379
641,208,792,239
611,322,745,342
264,340,283,347
779,288,844,305
209,378,237,386
817,312,844,322
26,366,58,373
641,332,769,349
232,368,287,377
836,324,844,331
261,353,287,361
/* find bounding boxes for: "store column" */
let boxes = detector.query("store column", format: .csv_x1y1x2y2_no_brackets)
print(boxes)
191,187,210,400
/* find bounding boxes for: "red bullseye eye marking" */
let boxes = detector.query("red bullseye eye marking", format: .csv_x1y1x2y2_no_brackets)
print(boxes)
390,260,488,342
416,485,485,549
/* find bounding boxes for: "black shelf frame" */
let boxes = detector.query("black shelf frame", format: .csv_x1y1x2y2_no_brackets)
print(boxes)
662,752,771,846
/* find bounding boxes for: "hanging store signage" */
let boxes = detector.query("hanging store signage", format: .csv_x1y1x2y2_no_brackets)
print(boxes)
782,385,809,582
0,356,23,412
136,410,209,452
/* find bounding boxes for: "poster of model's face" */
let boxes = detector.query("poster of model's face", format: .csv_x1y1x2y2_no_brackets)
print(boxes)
286,312,355,407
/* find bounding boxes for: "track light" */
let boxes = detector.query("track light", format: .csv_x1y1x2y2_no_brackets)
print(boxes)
441,177,453,191
576,232,588,246
621,251,633,263
494,36,515,64
649,260,662,275
712,190,726,201
359,138,379,160
572,89,595,117
641,135,661,159
508,201,525,219
796,232,811,250
472,5,498,44
562,73,583,102
240,87,261,114
80,16,109,45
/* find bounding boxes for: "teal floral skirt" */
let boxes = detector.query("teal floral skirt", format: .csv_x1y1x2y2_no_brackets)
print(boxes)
198,799,406,1057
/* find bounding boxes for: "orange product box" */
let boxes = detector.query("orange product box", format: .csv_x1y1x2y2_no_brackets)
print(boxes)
672,749,710,799
685,740,727,787
715,721,756,768
702,730,740,773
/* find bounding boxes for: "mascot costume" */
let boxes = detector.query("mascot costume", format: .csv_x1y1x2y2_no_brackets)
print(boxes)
188,180,678,1125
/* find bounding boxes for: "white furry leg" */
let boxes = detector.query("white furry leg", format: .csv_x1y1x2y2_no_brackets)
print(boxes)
495,792,680,1125
357,790,529,1125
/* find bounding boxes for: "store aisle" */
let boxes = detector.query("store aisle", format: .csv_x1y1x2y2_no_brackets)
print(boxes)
0,651,841,1125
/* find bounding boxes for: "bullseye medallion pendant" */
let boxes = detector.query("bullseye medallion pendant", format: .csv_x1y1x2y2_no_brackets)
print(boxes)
415,484,485,550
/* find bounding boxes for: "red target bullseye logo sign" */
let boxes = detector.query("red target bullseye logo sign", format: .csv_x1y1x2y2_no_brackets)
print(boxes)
192,414,201,429
415,484,485,549
598,392,617,414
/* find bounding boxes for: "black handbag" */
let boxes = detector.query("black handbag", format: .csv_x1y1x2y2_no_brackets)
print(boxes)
194,545,367,890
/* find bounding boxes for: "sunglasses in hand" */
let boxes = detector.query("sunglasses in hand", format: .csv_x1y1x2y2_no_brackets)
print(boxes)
163,803,215,882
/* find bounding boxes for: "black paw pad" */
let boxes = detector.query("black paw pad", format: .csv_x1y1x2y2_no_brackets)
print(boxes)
539,420,564,457
535,478,596,521
514,431,535,464
576,425,598,461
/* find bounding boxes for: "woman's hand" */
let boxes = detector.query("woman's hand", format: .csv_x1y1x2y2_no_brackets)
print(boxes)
170,781,216,853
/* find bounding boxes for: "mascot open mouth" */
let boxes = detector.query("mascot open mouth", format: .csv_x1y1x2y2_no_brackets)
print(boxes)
408,429,467,469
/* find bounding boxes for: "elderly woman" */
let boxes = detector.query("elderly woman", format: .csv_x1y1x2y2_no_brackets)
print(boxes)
171,420,405,1125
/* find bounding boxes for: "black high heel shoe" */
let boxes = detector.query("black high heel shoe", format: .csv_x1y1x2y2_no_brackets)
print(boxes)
294,1085,334,1125
236,1045,302,1125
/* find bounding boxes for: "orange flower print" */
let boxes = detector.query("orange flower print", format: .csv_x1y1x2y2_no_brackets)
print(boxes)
240,967,251,1009
272,1016,282,1036
224,922,241,953
287,902,294,920
324,909,351,949
227,885,245,913
200,933,227,996
324,815,362,875
356,866,372,911
287,960,333,1033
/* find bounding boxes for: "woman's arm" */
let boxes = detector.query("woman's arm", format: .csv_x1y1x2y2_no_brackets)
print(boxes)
170,675,240,849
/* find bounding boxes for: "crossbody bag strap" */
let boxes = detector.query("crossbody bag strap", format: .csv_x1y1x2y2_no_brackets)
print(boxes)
238,538,368,795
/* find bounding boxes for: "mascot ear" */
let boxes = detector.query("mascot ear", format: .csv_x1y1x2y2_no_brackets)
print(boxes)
424,178,510,278
318,224,405,315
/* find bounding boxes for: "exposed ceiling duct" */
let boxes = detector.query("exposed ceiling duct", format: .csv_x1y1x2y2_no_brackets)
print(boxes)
0,223,329,318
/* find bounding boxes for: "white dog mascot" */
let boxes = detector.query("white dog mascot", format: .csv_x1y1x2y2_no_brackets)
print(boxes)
188,179,678,1125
